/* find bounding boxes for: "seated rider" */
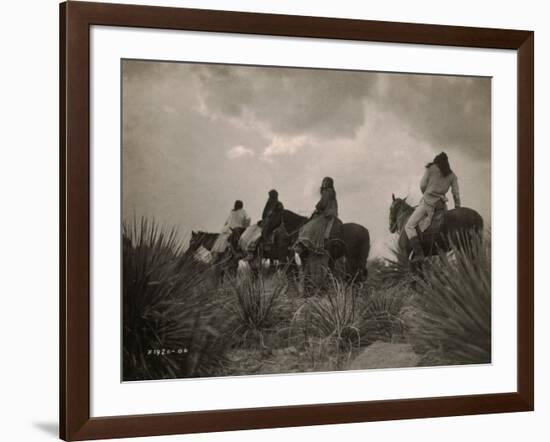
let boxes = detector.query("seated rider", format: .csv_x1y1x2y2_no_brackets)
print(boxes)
242,189,284,260
261,189,284,241
211,200,251,261
295,177,339,254
405,152,461,261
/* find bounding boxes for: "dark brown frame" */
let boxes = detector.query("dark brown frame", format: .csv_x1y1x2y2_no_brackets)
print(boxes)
60,1,534,440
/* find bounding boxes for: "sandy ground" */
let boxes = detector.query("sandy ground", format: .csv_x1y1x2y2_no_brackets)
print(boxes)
348,341,419,370
225,341,419,377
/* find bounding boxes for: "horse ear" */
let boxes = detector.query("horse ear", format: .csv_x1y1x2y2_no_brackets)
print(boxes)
392,193,395,201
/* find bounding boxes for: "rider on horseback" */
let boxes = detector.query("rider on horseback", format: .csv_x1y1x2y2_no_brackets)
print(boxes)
295,176,339,255
262,189,284,222
241,189,284,260
211,200,251,262
405,152,461,261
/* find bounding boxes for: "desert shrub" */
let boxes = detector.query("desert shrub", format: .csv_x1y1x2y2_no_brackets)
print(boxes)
361,285,415,343
224,271,288,348
406,234,491,366
290,270,412,355
367,250,418,290
294,274,365,350
122,218,230,381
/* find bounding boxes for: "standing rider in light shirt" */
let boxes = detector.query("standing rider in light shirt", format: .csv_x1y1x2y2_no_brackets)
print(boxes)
405,152,461,261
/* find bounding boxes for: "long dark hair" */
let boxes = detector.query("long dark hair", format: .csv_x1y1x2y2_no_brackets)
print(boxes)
426,152,452,177
233,200,243,211
320,176,336,196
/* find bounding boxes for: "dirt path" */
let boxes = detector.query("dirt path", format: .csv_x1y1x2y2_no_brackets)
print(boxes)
225,347,309,376
348,341,419,370
224,341,419,377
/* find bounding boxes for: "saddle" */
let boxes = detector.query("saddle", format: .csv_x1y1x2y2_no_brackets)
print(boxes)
416,204,447,252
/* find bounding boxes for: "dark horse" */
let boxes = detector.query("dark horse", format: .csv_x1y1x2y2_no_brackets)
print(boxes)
262,209,370,281
187,229,245,280
188,229,245,256
188,230,218,255
389,194,483,259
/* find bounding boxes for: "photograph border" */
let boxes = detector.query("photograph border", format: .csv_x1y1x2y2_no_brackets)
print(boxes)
60,1,534,440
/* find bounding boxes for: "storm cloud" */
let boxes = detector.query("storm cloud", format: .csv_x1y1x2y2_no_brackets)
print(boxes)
195,64,376,141
122,60,491,255
374,74,491,161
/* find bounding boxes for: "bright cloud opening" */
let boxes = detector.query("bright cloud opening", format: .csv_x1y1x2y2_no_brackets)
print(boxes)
226,145,255,159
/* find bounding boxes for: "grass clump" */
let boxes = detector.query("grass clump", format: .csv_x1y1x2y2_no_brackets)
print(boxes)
292,274,365,358
361,285,414,344
224,271,288,348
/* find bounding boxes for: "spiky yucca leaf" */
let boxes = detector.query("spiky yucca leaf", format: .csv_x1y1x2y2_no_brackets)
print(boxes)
361,285,414,343
122,218,230,381
225,271,287,347
296,274,363,349
407,234,491,366
368,249,419,290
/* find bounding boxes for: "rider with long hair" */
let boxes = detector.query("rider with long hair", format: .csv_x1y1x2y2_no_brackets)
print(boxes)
242,189,284,260
295,176,338,254
262,189,283,221
405,152,461,260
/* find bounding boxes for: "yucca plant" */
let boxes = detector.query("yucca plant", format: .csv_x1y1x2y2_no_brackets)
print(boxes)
296,274,364,350
406,233,491,366
367,249,419,291
361,285,413,343
122,218,230,381
224,271,288,348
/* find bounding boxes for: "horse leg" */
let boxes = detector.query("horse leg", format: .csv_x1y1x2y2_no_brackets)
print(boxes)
345,259,358,282
297,252,316,297
327,253,336,277
397,231,414,263
304,252,329,293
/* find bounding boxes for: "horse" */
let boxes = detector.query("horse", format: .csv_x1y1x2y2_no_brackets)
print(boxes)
262,209,370,282
222,227,247,277
187,229,245,281
188,230,218,255
389,194,483,260
261,209,306,267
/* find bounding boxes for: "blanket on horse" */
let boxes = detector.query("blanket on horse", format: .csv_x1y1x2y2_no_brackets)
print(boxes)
239,223,262,252
211,232,230,254
211,208,250,254
297,215,342,254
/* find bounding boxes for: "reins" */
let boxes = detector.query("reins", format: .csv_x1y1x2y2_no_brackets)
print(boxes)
280,220,302,238
278,212,307,238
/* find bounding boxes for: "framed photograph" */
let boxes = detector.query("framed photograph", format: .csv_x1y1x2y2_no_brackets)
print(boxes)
60,1,533,440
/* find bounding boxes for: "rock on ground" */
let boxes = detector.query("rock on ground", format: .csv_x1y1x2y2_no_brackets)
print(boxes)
349,341,419,370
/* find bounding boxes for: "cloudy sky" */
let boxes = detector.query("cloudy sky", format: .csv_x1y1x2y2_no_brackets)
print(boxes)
122,60,491,256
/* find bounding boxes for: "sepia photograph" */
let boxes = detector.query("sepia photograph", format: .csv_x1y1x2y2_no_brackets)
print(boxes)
121,59,491,382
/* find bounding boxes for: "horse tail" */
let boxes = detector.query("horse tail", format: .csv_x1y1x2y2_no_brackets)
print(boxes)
447,207,485,254
358,228,371,281
476,211,484,233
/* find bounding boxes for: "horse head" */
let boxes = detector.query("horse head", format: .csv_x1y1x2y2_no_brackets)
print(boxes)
188,230,201,251
389,194,408,233
189,230,214,252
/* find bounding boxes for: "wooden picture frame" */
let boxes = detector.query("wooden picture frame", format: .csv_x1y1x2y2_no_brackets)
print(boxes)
60,1,534,440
